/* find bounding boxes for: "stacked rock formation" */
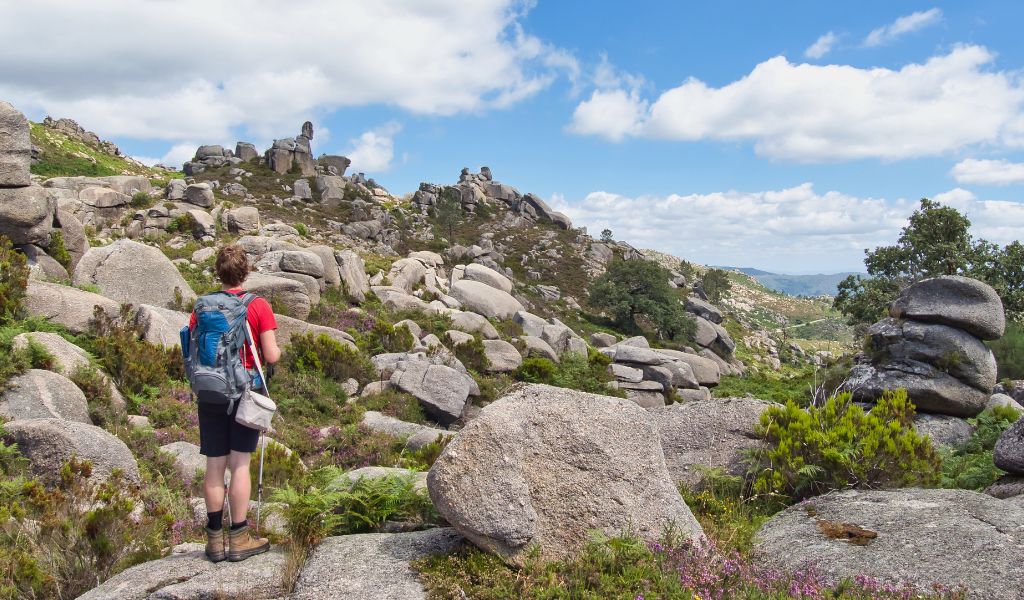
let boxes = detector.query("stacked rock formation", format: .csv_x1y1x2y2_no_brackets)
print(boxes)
412,167,572,230
597,335,719,407
0,102,57,248
846,276,1003,417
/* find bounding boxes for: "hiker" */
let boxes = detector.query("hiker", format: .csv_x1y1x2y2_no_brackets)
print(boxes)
188,244,281,562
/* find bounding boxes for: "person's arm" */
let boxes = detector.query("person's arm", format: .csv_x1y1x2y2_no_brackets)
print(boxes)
259,329,281,365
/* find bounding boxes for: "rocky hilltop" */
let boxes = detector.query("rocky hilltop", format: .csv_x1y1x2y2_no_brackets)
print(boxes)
2,100,1024,599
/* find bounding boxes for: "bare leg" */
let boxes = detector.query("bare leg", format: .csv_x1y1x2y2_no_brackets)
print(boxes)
203,456,229,516
227,451,252,524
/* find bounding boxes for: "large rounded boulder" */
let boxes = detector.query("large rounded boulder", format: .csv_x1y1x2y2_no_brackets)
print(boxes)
427,383,703,565
73,239,196,308
649,397,774,489
753,488,1024,599
2,418,140,486
24,280,120,335
450,279,524,320
890,276,1005,340
0,369,90,423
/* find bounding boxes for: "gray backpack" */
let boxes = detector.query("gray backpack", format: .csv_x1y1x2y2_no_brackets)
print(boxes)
180,291,256,413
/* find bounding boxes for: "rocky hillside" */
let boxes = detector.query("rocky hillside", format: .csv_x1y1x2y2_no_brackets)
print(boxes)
4,99,1024,599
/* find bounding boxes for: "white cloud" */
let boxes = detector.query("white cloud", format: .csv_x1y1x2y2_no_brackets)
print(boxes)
567,45,1024,162
551,183,1024,272
0,0,573,144
805,32,838,59
346,122,402,173
864,8,943,47
950,158,1024,185
133,143,202,168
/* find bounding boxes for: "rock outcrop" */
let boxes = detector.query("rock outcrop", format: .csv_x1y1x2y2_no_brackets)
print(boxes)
0,101,57,246
0,369,91,423
428,383,703,565
753,488,1024,600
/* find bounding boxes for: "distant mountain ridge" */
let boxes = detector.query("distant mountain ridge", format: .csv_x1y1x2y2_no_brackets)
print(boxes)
714,267,864,297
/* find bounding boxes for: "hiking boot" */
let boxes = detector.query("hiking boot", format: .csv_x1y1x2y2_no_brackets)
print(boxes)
228,524,270,562
205,527,226,563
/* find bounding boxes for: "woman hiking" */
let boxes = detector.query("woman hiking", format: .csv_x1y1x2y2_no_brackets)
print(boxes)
189,244,281,562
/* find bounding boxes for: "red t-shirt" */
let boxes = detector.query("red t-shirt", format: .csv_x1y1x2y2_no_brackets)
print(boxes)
188,289,277,369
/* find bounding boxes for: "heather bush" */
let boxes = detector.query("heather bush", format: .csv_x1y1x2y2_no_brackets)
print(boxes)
249,438,308,492
514,350,623,397
69,363,118,426
515,357,557,384
360,389,426,424
414,533,962,600
89,305,185,395
284,332,375,385
0,235,28,324
941,405,1020,490
0,457,173,600
751,390,941,502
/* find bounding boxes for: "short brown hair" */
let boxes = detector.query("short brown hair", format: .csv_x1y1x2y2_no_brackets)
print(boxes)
215,245,250,287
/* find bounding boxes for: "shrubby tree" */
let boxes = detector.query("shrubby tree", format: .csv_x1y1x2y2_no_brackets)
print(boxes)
432,188,462,243
700,268,732,303
589,258,695,342
835,198,1024,324
0,235,28,323
600,228,613,243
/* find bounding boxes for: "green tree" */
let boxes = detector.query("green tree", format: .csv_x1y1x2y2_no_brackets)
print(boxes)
589,258,694,342
835,198,1024,324
600,228,613,243
433,188,462,243
0,235,28,323
700,268,732,303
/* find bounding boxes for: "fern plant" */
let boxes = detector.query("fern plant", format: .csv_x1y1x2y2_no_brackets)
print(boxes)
941,405,1020,490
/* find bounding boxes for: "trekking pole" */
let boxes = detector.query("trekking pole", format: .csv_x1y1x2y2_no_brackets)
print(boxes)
256,431,266,533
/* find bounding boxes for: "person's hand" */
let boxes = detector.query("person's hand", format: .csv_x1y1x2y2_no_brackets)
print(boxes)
265,362,276,382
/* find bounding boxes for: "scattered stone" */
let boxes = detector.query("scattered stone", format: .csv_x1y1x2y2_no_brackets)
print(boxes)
914,413,974,449
333,466,428,493
183,183,215,208
451,279,524,319
987,393,1024,413
391,361,473,426
753,488,1024,600
291,529,464,600
520,335,559,362
482,339,523,372
449,310,500,339
0,100,32,187
336,250,370,302
428,383,703,565
225,206,261,234
160,441,206,483
2,418,140,486
243,273,312,320
0,369,90,423
361,410,455,450
995,417,1024,475
590,332,617,348
0,185,56,244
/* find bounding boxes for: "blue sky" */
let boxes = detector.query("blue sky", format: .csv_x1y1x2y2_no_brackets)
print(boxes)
4,1,1024,273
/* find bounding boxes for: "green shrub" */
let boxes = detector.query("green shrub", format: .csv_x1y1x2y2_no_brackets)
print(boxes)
713,367,817,405
294,223,309,237
449,335,490,374
284,333,375,385
68,364,118,426
130,192,153,209
679,469,777,554
515,357,556,384
47,231,72,271
357,319,415,356
167,213,197,235
89,305,185,395
941,406,1020,490
990,321,1024,380
250,439,308,493
0,236,28,324
271,467,436,548
751,390,941,502
359,390,426,424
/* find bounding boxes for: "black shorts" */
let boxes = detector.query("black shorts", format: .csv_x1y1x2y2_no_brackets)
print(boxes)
197,402,260,457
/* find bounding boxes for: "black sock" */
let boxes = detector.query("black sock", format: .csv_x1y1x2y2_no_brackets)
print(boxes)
230,519,247,531
207,510,223,531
